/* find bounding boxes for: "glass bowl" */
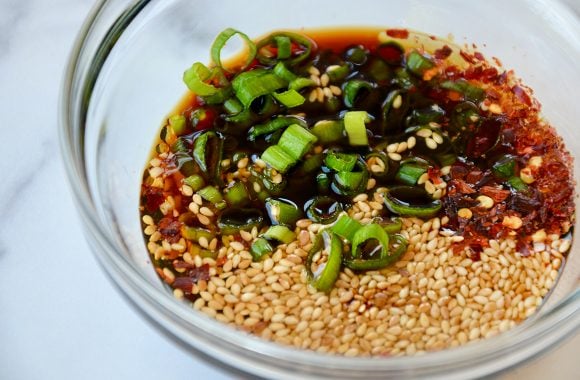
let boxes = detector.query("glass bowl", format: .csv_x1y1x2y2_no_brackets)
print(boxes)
59,0,580,378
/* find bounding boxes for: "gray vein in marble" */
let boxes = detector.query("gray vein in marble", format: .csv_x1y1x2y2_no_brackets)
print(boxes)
0,0,32,60
0,138,52,218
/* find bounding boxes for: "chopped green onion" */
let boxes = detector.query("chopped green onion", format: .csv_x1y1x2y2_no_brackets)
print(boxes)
316,173,331,193
265,198,303,226
350,223,389,258
344,111,370,146
381,89,408,133
248,115,307,141
332,171,366,195
250,238,274,261
406,50,435,77
440,79,485,102
274,35,292,60
298,154,324,174
224,181,249,206
367,58,392,83
326,64,350,82
306,231,343,292
305,196,343,224
507,176,528,191
210,28,257,73
344,233,407,271
289,77,316,91
263,225,296,244
232,69,288,109
324,152,358,172
343,80,375,108
451,101,481,131
171,137,189,153
407,105,445,126
183,62,220,96
277,124,318,161
261,145,296,173
197,185,223,204
493,155,516,179
345,45,368,65
174,153,196,177
383,186,442,219
395,163,428,186
381,218,403,234
273,62,297,82
193,131,215,173
180,226,214,242
168,115,187,136
183,174,205,191
256,31,313,65
331,215,362,242
218,208,264,235
223,98,243,115
311,120,344,144
272,89,305,108
393,67,417,89
436,153,457,167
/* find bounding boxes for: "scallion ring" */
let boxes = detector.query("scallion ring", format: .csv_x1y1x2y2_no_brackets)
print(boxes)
211,28,257,73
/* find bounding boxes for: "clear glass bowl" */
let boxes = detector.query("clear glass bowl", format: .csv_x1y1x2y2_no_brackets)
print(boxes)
59,0,580,378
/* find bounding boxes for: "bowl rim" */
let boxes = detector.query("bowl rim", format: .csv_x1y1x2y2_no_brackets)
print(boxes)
59,0,580,378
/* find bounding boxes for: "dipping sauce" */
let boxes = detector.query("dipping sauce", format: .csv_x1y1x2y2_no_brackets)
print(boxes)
140,27,574,356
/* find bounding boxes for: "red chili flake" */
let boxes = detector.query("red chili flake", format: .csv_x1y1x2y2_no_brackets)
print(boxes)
386,28,409,39
158,217,182,243
516,240,532,257
377,44,403,64
434,45,452,60
450,179,476,194
142,185,165,213
480,186,510,202
427,167,442,185
512,85,532,106
459,50,476,64
473,52,485,61
216,256,227,266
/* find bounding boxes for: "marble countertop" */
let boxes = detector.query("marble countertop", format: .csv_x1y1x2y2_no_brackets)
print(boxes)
0,1,578,379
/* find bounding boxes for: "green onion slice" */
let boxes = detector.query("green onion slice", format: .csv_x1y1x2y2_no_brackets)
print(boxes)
211,28,257,73
183,62,221,96
311,120,344,144
492,155,516,179
277,124,318,161
183,174,205,192
382,186,442,219
343,80,375,108
273,62,298,82
344,111,370,146
274,35,292,60
305,196,343,224
440,79,485,102
272,89,305,108
250,238,274,261
306,230,343,292
261,145,296,174
395,163,428,186
324,152,358,172
256,31,314,65
232,69,288,109
331,214,362,242
262,225,296,244
248,115,307,142
344,233,407,271
217,208,264,235
406,50,435,77
265,198,303,226
224,181,249,207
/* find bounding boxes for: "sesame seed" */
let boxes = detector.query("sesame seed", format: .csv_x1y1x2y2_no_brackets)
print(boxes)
388,152,402,161
425,137,438,150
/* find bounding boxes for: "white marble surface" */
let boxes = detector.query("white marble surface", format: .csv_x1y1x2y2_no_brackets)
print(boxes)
0,1,578,379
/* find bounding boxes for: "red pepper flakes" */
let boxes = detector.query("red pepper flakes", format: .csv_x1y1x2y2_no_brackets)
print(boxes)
158,217,183,243
434,45,453,60
386,28,409,39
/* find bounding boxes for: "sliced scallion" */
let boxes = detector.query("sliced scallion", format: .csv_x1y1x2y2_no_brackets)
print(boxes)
183,62,220,96
265,198,303,226
306,231,343,292
217,208,264,235
383,186,442,219
232,69,288,109
324,152,358,172
344,111,370,146
311,120,344,144
261,145,296,173
197,185,223,205
256,31,314,65
262,225,296,244
343,80,375,108
183,174,205,192
250,238,274,261
210,28,257,73
331,214,362,242
440,79,485,102
277,124,318,161
273,62,297,82
406,50,435,77
305,196,343,224
395,163,428,186
272,89,305,108
224,181,249,207
248,115,307,142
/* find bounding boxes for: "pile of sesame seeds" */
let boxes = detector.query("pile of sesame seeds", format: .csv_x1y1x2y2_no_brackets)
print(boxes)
142,183,569,356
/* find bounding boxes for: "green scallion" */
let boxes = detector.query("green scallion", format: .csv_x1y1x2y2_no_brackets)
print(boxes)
344,111,370,146
310,120,344,144
265,198,303,226
250,238,274,261
324,152,358,172
261,145,296,173
262,225,296,244
210,28,257,73
406,50,435,77
277,124,318,161
272,89,306,108
232,69,288,109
